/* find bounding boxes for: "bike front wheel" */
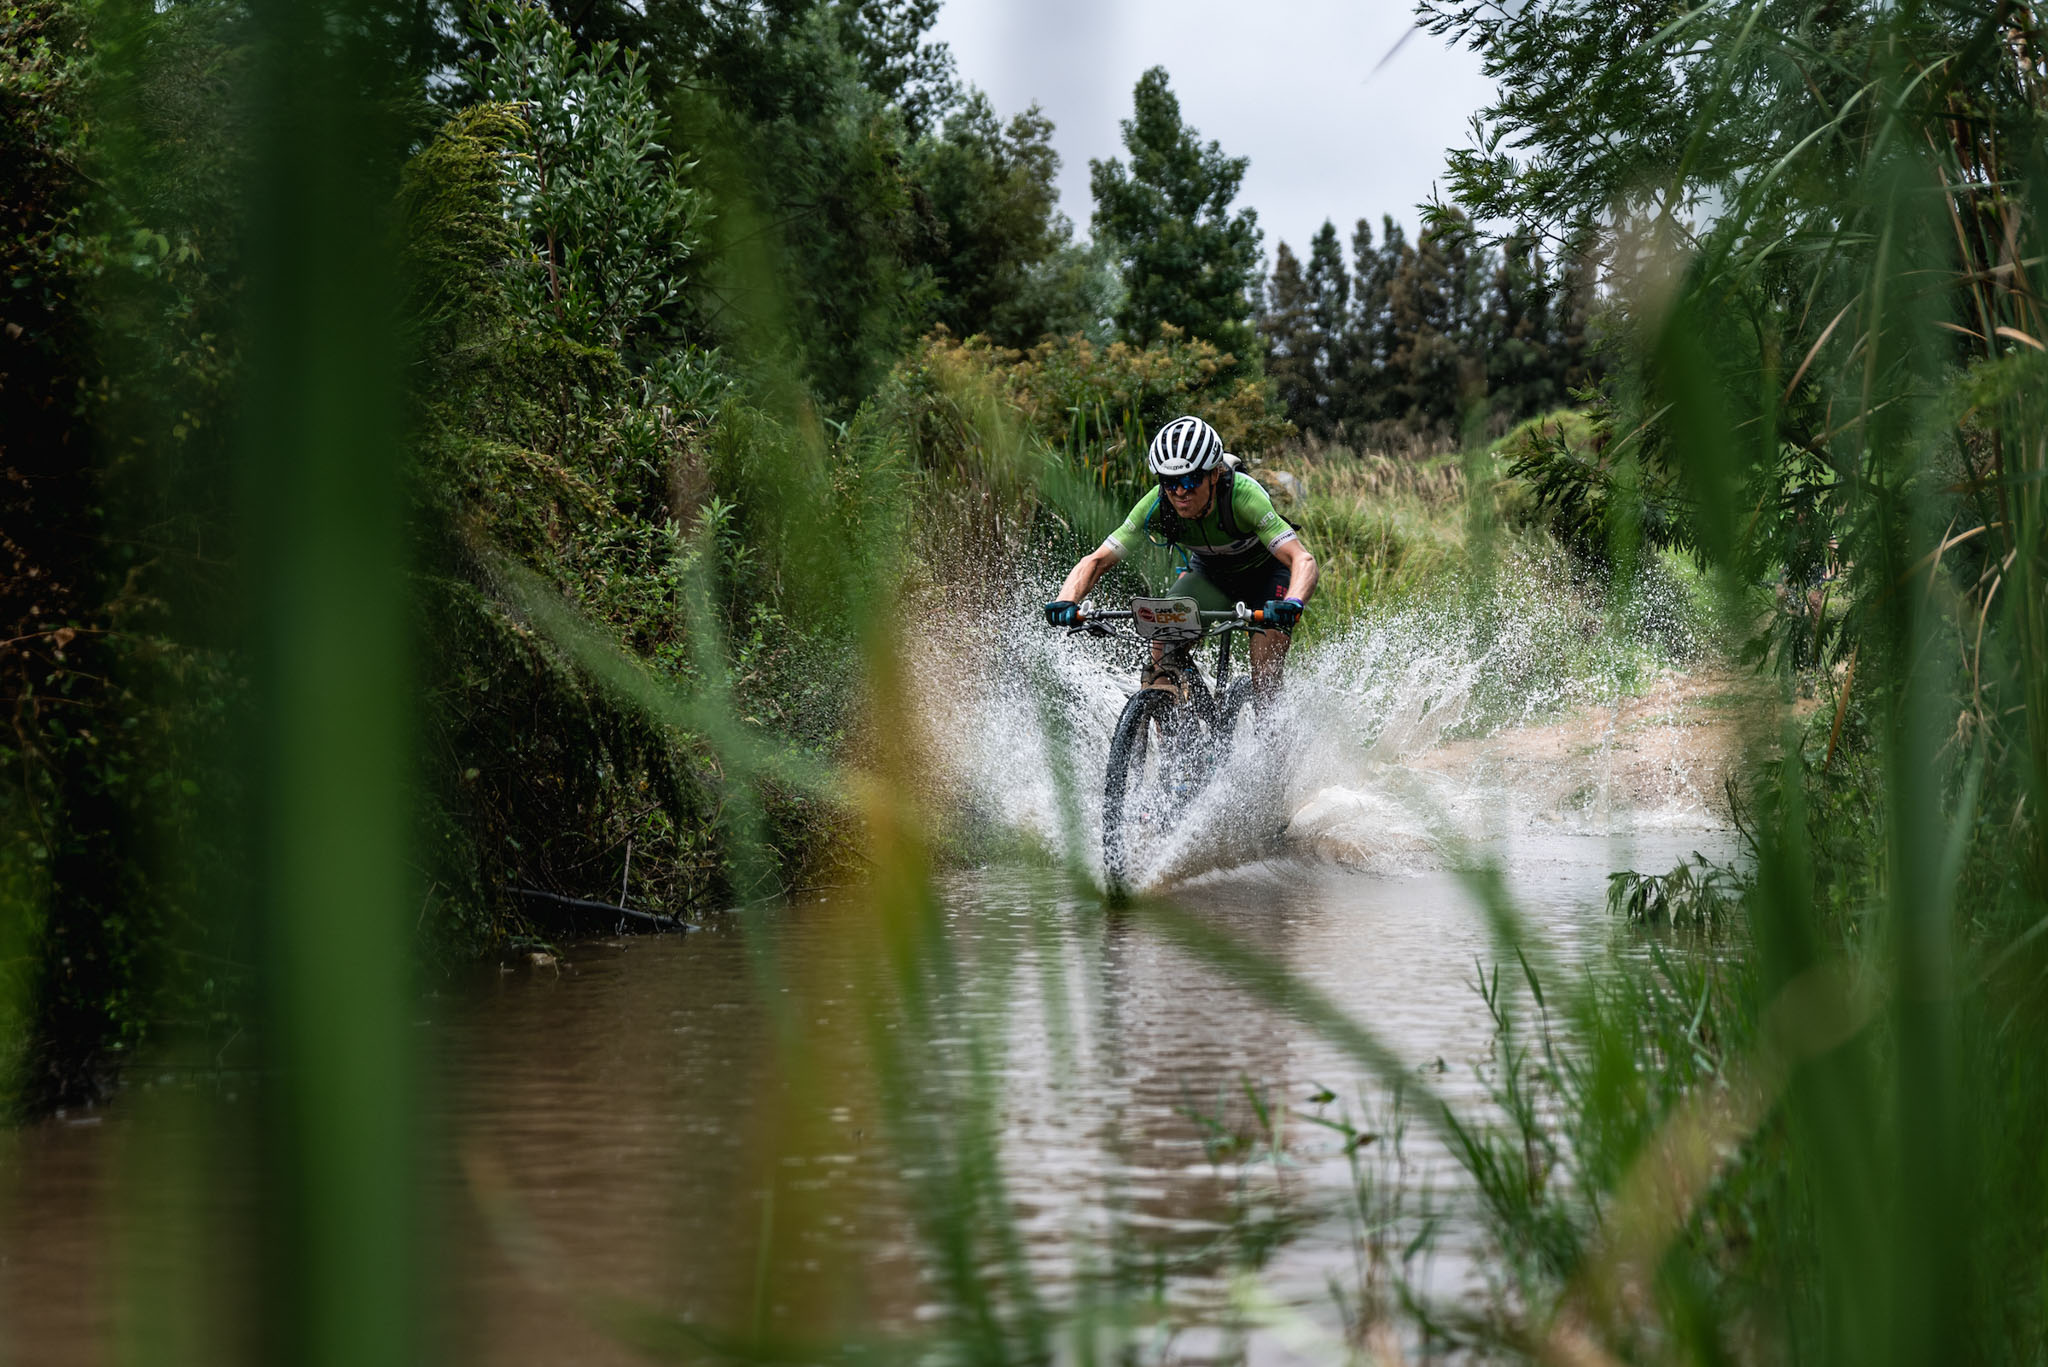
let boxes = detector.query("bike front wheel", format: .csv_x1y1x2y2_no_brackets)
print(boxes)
1102,688,1177,893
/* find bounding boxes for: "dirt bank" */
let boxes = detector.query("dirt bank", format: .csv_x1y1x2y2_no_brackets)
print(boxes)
1410,668,1768,825
1284,669,1772,866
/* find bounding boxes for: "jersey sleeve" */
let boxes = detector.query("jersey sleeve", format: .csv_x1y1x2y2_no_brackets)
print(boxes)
1100,487,1161,561
1232,474,1299,551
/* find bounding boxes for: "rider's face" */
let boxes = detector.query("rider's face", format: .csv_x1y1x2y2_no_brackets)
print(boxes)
1164,469,1217,516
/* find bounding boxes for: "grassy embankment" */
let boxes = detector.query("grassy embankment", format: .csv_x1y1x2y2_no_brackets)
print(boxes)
1267,417,1725,740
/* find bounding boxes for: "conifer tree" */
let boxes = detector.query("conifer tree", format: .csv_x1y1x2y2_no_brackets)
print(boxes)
1298,221,1350,434
1258,241,1318,429
1385,223,1454,430
1342,215,1408,430
1483,234,1557,418
911,92,1071,345
1258,207,1598,444
1089,66,1262,362
1304,222,1349,349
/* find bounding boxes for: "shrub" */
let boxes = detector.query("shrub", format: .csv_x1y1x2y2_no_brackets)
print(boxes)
884,324,1292,516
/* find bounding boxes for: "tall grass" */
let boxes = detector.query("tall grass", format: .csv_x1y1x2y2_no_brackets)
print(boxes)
239,0,416,1360
1369,7,2048,1360
1274,440,1468,622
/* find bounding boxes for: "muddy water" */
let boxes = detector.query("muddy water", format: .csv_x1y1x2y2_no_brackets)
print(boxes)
444,830,1735,1363
0,831,1735,1367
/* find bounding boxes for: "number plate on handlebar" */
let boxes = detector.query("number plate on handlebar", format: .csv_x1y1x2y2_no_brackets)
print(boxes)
1129,596,1203,642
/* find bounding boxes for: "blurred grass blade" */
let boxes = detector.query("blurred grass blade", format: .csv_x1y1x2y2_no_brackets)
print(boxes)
239,2,415,1362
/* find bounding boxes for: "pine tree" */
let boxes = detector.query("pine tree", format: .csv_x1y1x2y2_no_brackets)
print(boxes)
1482,234,1557,418
1304,223,1349,348
1385,226,1449,431
1260,205,1600,444
1089,66,1263,363
1258,241,1318,429
1299,221,1349,435
1339,216,1407,431
911,92,1071,345
1549,237,1603,397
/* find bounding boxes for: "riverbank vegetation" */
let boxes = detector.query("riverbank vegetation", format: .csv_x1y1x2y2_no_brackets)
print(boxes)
1399,1,2048,1359
6,0,2048,1361
0,0,1277,1103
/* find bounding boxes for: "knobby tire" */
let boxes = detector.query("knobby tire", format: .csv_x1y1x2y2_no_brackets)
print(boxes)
1102,688,1173,894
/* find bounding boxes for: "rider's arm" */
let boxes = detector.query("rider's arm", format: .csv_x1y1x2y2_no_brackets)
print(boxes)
1055,490,1158,605
1055,545,1120,605
1272,536,1318,604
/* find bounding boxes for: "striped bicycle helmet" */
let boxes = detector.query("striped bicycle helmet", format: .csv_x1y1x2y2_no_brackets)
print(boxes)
1147,415,1225,478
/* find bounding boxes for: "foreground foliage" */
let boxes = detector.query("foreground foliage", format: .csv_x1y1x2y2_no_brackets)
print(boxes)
1395,2,2048,1361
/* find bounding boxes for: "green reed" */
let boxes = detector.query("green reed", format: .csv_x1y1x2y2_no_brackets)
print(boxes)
1384,6,2048,1359
238,0,417,1360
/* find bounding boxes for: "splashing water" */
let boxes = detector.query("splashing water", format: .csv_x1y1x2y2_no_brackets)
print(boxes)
913,543,1731,890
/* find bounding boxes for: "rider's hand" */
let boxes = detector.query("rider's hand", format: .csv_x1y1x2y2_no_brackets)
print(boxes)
1264,597,1304,628
1044,600,1082,628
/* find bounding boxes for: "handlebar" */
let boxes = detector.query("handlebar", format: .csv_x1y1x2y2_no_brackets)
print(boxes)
1058,603,1274,643
1076,605,1266,625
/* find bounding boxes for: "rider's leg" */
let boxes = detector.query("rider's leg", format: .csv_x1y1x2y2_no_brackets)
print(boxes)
1221,558,1295,708
1249,627,1292,706
1142,641,1175,692
1166,565,1234,613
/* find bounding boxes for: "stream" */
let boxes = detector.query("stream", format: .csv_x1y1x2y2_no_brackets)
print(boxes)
0,829,1739,1366
428,832,1736,1365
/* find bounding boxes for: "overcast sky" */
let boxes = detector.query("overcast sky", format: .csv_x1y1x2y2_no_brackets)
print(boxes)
928,0,1499,268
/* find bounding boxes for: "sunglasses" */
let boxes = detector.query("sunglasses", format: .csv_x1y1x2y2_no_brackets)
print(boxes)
1159,470,1210,494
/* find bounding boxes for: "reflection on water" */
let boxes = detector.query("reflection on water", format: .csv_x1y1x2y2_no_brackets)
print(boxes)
0,827,1736,1365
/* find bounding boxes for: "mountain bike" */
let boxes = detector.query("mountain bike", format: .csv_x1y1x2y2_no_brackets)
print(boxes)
1056,597,1274,893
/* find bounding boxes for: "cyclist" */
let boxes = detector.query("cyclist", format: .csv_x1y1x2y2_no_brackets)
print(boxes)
1043,415,1318,704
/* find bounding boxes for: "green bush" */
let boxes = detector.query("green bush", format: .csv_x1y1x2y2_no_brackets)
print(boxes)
883,325,1291,515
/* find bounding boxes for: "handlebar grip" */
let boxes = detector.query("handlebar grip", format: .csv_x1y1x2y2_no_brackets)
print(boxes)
1250,609,1265,622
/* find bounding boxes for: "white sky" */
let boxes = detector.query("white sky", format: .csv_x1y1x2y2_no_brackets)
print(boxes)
928,0,1499,267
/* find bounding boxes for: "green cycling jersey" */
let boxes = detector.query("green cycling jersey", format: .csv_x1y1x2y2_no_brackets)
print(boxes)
1101,471,1298,573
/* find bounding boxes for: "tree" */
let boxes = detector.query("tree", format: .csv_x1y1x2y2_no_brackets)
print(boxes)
1481,234,1561,418
1089,66,1262,362
499,0,1084,404
1336,215,1406,430
1260,207,1596,444
830,0,956,137
1258,241,1318,428
1002,238,1122,346
910,92,1080,346
469,0,707,367
663,8,932,410
1297,220,1352,435
535,0,957,135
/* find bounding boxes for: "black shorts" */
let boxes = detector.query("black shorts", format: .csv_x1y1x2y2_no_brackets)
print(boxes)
1167,557,1293,632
